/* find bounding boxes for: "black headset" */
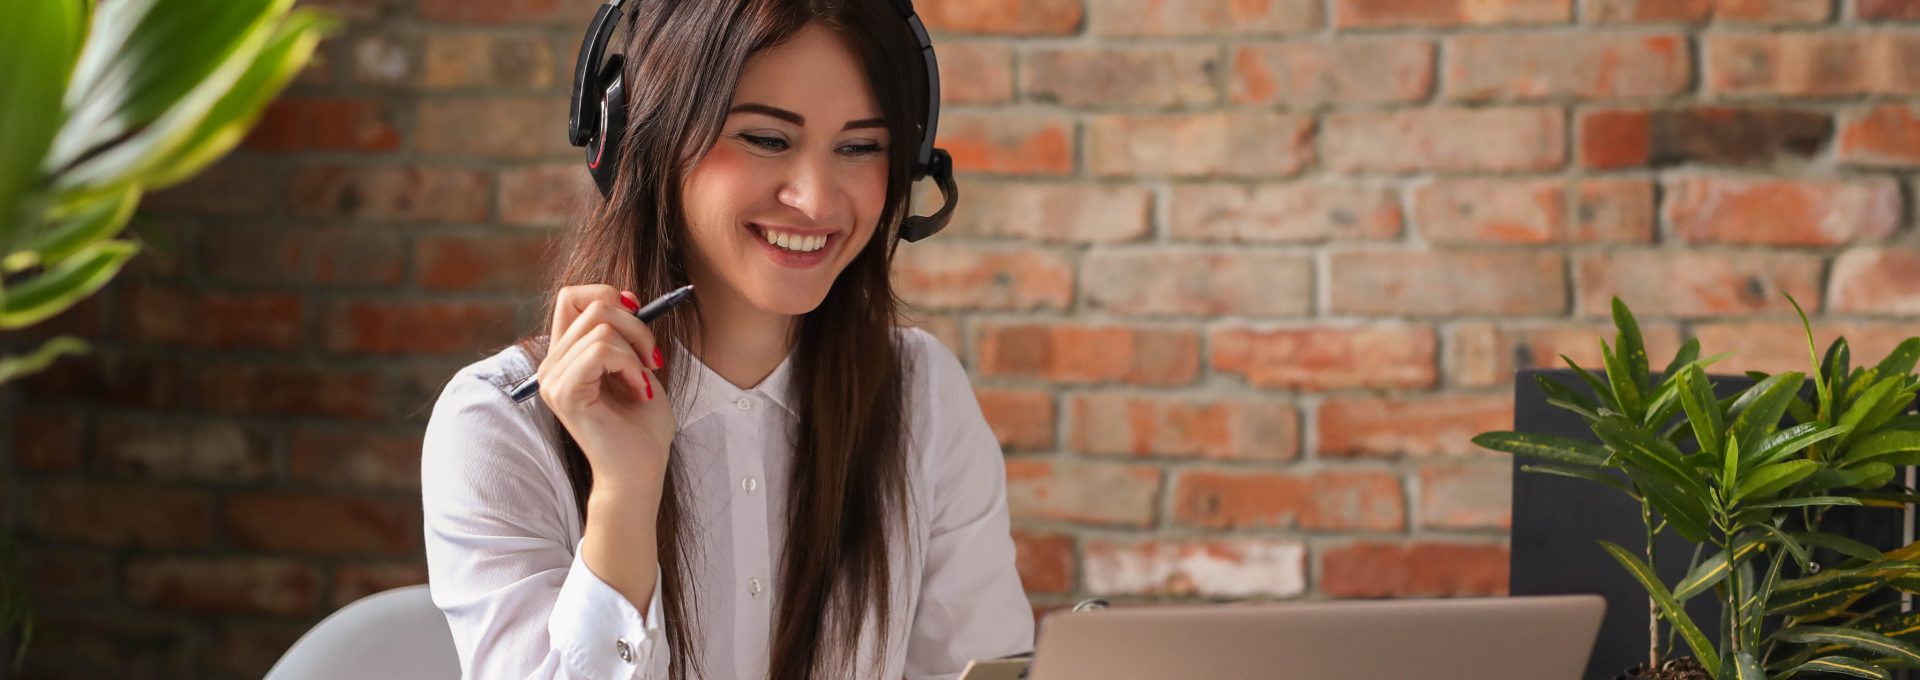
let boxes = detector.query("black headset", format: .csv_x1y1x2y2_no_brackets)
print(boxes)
566,0,957,243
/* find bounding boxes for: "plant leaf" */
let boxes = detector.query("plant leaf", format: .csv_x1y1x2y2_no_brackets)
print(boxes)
1679,365,1725,459
1784,656,1890,680
0,0,85,247
1734,459,1816,504
1876,338,1920,380
1674,541,1764,601
1518,464,1632,496
1729,371,1808,466
1837,375,1907,452
1603,338,1645,421
1789,293,1833,419
1772,626,1920,665
1564,354,1622,415
0,239,139,329
1752,422,1851,470
1613,297,1651,396
1744,496,1864,511
0,335,90,386
1734,651,1765,680
1471,431,1610,466
1599,540,1719,677
1847,431,1920,467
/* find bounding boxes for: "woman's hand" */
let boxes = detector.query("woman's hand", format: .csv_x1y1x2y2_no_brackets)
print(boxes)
537,284,677,495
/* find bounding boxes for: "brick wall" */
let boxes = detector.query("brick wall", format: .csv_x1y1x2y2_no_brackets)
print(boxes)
5,0,1920,677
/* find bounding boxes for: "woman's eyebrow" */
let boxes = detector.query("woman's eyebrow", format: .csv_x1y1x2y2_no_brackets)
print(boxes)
729,102,885,131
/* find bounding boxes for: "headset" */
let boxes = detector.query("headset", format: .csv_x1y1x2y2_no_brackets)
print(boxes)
566,0,957,243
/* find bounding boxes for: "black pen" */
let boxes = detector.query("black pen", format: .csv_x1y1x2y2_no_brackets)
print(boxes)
509,284,695,403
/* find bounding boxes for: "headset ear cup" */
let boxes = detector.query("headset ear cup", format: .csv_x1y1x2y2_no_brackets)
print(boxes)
586,55,627,198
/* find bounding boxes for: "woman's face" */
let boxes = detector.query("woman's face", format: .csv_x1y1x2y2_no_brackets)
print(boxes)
679,22,890,319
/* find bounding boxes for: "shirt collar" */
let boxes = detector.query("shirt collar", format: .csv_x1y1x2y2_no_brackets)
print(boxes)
668,335,798,425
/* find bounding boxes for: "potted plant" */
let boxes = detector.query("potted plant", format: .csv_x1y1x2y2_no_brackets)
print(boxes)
0,0,334,668
1476,296,1920,680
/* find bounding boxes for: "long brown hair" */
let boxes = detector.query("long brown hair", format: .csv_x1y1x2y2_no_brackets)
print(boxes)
504,1,925,678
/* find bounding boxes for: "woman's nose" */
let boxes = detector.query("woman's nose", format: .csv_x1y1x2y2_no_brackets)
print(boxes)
775,149,843,221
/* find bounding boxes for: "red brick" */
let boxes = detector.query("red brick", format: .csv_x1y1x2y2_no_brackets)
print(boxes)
1859,0,1920,19
1586,0,1830,22
1335,0,1571,27
1831,248,1920,315
1578,107,1831,169
1841,103,1920,166
243,97,400,151
212,622,312,678
1232,38,1432,105
1083,250,1312,317
20,548,114,603
977,322,1201,386
24,611,193,678
936,181,1151,243
290,427,426,491
1575,179,1658,242
321,300,519,355
906,314,964,358
1022,46,1219,108
499,162,596,226
1211,325,1438,391
893,244,1075,311
917,0,1084,35
21,351,189,409
417,96,570,158
125,557,321,616
224,493,421,556
1323,108,1565,173
1173,468,1405,531
1068,393,1299,460
938,41,1014,104
11,408,84,471
1445,322,1685,387
94,415,271,482
118,286,303,350
15,283,106,340
27,481,211,548
298,0,403,22
1084,538,1306,598
196,361,387,420
1170,182,1402,243
1707,31,1920,96
347,33,410,86
331,563,429,607
289,164,491,223
1004,458,1162,527
1692,321,1920,374
1665,177,1900,246
1419,461,1513,529
415,234,559,291
1319,394,1514,458
1446,32,1689,100
1320,542,1510,598
1088,112,1313,178
199,225,406,287
1330,251,1566,317
1090,0,1321,35
423,31,554,89
942,112,1074,175
976,389,1056,451
1576,251,1824,317
418,0,595,23
1413,179,1564,243
1012,530,1075,594
142,157,279,216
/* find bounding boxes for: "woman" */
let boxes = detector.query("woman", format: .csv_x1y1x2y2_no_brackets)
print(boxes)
419,1,1035,678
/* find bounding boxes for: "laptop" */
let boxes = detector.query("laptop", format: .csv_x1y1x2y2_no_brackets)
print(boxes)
967,594,1605,680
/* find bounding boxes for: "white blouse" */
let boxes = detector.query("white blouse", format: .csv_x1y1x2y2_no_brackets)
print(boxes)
420,326,1035,680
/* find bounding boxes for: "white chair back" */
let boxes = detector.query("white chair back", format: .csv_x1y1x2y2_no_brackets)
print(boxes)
264,584,459,680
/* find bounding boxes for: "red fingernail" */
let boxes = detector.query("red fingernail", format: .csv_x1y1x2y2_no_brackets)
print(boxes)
619,291,639,313
644,373,653,400
653,347,664,369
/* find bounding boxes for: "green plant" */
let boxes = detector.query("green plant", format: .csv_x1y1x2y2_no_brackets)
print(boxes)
0,0,334,668
1475,295,1920,680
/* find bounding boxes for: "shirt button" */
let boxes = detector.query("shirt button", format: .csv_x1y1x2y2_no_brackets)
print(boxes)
615,637,634,663
735,397,752,411
748,577,763,596
741,476,759,493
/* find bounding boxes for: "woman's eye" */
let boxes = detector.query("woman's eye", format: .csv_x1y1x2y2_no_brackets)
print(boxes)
842,143,883,157
740,134,787,151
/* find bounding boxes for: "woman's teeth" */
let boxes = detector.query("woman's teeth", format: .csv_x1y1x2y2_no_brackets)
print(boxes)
761,226,827,253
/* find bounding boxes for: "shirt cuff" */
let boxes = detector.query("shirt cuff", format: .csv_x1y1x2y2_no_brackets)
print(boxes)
549,548,666,679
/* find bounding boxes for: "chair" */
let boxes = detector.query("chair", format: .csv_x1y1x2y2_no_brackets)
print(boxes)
263,584,460,680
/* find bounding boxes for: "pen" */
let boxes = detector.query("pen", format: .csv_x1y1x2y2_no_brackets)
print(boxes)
509,284,695,402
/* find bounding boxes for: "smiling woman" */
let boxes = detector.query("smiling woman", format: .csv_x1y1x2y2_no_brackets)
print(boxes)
419,1,1033,680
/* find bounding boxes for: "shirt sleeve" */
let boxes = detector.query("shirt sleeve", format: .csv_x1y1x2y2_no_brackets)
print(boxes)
421,369,673,680
902,330,1038,680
